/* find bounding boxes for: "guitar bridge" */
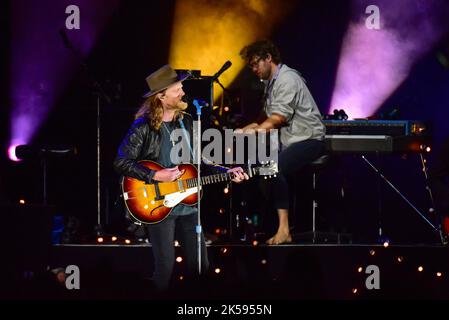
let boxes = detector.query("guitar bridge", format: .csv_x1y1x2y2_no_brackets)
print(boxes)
153,181,164,201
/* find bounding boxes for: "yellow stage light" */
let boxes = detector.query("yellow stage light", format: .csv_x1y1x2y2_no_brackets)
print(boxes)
169,0,296,102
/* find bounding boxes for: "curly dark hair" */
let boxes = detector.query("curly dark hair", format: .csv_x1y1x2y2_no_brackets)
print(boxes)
240,39,282,65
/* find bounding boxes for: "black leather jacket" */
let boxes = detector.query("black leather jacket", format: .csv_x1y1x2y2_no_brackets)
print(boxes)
113,113,193,183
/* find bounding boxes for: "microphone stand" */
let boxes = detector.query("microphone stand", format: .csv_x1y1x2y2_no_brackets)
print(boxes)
191,61,230,269
214,78,226,92
214,77,237,241
91,80,112,237
193,99,203,275
60,30,112,237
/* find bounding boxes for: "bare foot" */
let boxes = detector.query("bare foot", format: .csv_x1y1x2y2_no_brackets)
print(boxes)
266,231,292,245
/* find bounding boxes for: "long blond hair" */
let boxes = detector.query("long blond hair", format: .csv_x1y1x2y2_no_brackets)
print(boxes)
135,93,183,130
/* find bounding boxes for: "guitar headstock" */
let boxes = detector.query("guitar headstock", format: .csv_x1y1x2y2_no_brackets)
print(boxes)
254,160,278,178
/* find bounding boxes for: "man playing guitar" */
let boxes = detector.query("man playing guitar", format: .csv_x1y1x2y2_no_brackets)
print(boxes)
114,65,248,291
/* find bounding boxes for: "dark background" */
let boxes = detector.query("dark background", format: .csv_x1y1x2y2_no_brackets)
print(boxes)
1,0,449,244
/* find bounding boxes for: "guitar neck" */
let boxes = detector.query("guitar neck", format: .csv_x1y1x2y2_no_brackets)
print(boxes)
185,168,255,187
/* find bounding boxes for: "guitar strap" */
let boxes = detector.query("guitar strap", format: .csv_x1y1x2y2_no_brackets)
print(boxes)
178,118,194,160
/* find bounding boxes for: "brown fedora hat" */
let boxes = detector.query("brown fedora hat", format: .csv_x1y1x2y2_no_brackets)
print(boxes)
143,64,190,98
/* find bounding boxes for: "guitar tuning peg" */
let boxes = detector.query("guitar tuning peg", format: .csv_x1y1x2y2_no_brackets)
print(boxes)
273,174,277,178
264,176,267,180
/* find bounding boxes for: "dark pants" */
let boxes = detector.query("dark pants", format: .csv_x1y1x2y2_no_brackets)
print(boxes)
147,212,209,291
273,139,326,209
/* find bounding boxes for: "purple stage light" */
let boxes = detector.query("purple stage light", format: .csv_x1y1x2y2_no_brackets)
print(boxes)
330,0,449,119
8,144,21,162
9,0,118,151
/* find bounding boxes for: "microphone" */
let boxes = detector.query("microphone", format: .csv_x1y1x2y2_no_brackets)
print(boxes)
59,28,72,49
183,95,209,108
211,61,232,82
193,99,209,108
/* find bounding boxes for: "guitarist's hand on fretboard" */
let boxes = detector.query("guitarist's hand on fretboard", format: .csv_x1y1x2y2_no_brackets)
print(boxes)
153,166,185,182
227,167,249,183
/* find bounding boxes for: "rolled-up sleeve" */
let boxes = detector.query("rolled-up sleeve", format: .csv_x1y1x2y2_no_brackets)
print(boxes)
268,73,298,121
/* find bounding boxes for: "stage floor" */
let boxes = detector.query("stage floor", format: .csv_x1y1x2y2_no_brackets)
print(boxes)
4,242,449,300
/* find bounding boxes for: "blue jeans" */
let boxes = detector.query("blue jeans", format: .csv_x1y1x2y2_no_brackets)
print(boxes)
273,139,326,209
147,211,209,290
